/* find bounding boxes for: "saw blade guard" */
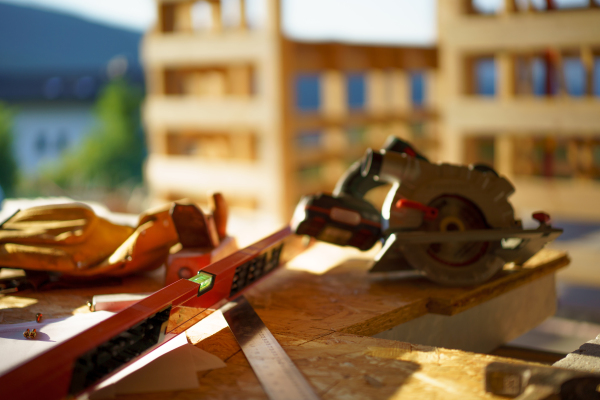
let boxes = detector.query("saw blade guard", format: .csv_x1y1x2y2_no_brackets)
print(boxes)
361,148,560,286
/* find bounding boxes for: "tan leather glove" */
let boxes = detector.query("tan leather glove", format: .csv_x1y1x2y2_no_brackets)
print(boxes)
0,203,179,277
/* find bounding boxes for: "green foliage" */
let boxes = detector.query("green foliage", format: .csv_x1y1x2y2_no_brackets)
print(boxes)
0,103,18,196
51,78,146,189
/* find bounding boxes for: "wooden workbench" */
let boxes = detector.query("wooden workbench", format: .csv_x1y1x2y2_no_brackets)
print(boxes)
0,243,569,399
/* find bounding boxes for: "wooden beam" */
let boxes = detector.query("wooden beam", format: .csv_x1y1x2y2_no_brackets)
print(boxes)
581,46,595,96
366,69,387,115
497,51,515,100
321,70,347,118
288,41,438,72
228,65,253,96
142,33,267,67
423,70,438,109
502,0,517,14
175,2,193,33
495,134,514,177
291,110,438,132
443,9,600,51
239,0,248,30
445,98,600,132
144,96,268,130
389,70,411,111
209,0,222,32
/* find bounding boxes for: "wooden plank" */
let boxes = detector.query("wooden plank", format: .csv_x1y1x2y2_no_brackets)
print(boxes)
0,272,164,324
373,274,557,353
237,244,568,339
143,96,268,130
389,70,411,112
142,32,269,66
191,329,534,400
445,99,600,132
366,69,387,115
321,70,347,118
289,42,438,72
145,154,269,194
443,9,600,50
291,109,438,132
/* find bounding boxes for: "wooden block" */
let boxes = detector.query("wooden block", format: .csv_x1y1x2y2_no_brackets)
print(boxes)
373,273,557,353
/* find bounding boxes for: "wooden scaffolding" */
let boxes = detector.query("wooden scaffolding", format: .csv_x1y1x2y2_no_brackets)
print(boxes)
438,0,600,220
142,0,438,221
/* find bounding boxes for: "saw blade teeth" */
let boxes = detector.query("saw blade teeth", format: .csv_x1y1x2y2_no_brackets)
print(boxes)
459,168,471,181
500,179,516,197
502,210,514,220
493,191,506,202
440,164,460,178
486,179,516,199
481,176,490,189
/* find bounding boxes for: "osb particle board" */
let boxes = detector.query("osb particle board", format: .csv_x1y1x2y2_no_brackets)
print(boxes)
126,328,535,400
0,243,568,399
241,244,569,338
0,269,165,324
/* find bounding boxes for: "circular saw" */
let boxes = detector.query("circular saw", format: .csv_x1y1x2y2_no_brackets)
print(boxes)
292,136,563,286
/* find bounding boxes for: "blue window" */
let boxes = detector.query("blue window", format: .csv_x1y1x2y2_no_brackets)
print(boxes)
471,0,502,14
35,132,47,155
295,74,321,112
531,58,547,96
594,57,600,97
410,71,426,107
56,130,69,152
593,143,600,167
346,73,366,110
563,57,586,97
474,58,496,97
532,57,563,96
552,0,590,9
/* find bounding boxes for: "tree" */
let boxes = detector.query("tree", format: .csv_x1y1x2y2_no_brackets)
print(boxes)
51,78,146,189
0,102,18,197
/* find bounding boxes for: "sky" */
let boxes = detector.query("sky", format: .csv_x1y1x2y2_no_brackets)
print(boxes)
0,0,437,45
0,0,587,45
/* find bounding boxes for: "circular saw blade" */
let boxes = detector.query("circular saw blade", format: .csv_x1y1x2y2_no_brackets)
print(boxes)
401,194,506,286
421,195,490,267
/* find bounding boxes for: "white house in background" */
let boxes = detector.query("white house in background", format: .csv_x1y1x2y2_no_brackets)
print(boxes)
0,2,145,176
12,103,94,174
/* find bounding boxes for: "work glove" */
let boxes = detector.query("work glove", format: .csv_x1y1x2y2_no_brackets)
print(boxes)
0,203,178,277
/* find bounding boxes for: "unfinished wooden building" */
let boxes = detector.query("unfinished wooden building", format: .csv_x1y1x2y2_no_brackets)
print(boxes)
142,0,437,221
438,0,600,221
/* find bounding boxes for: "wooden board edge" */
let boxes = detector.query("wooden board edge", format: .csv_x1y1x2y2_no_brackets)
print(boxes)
428,252,570,316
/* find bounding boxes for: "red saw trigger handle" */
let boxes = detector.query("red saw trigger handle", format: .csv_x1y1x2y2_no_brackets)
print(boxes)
395,199,439,220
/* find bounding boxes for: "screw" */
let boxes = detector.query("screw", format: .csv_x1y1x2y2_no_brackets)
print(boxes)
23,329,37,339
